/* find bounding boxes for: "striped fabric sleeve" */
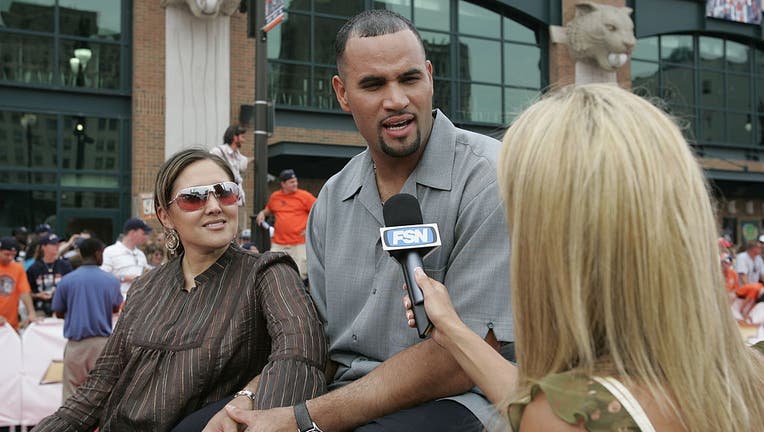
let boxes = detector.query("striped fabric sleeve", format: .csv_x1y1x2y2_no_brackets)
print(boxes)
253,260,327,409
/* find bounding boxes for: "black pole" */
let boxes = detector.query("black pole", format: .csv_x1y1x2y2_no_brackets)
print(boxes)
252,0,271,252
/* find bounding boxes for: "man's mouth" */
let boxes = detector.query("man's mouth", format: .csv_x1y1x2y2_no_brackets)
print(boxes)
382,114,415,132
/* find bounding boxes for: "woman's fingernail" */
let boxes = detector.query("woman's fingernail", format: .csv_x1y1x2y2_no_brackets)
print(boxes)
414,267,424,276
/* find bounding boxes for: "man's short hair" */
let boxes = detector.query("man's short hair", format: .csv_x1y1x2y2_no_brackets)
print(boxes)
334,9,423,74
223,125,246,144
78,238,105,259
123,218,152,234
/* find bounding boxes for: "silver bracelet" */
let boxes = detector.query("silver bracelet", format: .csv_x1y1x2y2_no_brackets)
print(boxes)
233,389,256,408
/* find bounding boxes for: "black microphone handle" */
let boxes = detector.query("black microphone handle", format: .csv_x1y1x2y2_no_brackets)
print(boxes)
400,251,432,338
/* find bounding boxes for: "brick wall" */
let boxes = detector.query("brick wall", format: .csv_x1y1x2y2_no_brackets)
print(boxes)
230,10,257,219
132,0,165,226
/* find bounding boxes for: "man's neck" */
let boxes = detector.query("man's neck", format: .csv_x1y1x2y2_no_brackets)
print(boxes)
371,146,427,203
121,237,136,250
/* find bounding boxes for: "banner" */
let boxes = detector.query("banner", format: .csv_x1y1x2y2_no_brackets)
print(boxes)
0,325,22,427
706,0,762,25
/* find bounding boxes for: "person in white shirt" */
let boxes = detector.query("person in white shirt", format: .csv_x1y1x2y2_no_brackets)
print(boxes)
210,125,254,205
100,218,151,298
735,238,764,286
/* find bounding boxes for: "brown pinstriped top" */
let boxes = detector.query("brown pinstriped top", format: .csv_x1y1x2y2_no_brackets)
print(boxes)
34,246,327,432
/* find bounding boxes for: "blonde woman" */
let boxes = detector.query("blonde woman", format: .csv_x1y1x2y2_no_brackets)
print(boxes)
405,84,764,431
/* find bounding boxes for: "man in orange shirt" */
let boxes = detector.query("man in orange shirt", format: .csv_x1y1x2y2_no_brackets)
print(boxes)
0,237,37,331
256,169,316,283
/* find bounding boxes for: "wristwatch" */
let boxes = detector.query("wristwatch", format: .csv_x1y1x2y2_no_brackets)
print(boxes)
294,401,323,432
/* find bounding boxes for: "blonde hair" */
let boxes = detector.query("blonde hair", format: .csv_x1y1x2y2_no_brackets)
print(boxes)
497,84,764,431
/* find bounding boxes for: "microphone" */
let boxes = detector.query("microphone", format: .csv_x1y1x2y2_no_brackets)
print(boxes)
381,194,441,338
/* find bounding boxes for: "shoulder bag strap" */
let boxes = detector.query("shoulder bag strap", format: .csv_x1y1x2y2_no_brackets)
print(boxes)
591,376,656,432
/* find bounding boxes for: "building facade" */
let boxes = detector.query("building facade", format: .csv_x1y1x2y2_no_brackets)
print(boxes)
1,0,763,245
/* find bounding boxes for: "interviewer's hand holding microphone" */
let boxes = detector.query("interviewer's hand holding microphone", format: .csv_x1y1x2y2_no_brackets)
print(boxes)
402,267,468,350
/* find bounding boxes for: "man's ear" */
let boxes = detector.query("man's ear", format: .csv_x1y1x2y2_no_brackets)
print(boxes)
332,75,351,112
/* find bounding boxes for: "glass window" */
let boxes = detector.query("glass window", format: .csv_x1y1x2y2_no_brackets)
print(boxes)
283,0,308,12
699,36,724,70
0,33,54,84
632,36,658,62
433,78,451,114
727,113,751,145
503,18,536,44
504,43,540,88
661,35,693,64
59,40,121,89
726,41,750,73
58,0,121,40
0,189,56,232
459,37,500,84
314,0,363,16
413,0,449,31
314,66,339,110
268,1,543,123
0,111,57,169
463,84,501,124
458,0,499,38
61,115,121,172
422,30,450,77
505,87,538,122
661,65,694,106
0,0,55,32
700,70,723,108
372,0,411,19
269,13,310,62
727,74,750,111
631,60,659,97
60,190,119,208
314,16,345,65
270,63,310,106
700,109,724,142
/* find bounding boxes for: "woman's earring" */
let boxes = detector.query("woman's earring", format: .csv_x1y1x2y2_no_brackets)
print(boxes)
165,228,180,254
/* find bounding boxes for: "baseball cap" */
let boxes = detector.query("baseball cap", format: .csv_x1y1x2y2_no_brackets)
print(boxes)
39,233,63,245
718,237,733,248
123,218,153,233
241,228,251,239
0,237,19,251
34,223,52,234
279,169,296,182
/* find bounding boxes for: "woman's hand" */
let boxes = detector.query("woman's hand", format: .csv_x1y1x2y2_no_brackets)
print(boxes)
402,267,465,347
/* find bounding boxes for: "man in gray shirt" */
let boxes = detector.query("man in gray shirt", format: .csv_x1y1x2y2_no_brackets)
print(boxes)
226,9,512,432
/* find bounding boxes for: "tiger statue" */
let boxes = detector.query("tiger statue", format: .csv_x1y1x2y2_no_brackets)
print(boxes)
566,1,636,71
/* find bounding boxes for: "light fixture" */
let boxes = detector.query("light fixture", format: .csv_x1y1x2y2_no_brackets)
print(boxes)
74,48,92,69
69,57,80,74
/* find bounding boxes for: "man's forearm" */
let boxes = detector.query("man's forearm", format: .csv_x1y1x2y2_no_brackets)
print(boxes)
307,338,474,431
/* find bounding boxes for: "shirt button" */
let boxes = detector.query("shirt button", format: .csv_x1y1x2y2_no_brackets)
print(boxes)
372,288,377,294
352,334,358,342
487,322,494,329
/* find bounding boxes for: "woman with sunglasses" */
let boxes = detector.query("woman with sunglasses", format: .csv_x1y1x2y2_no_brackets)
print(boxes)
35,149,327,431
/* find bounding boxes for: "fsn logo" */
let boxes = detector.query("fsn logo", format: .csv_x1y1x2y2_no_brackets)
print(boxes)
387,227,434,247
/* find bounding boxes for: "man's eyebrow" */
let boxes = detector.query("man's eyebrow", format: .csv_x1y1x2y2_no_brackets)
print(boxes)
399,68,423,79
358,75,385,87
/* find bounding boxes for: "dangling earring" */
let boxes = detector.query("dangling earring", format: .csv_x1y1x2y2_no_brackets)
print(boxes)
165,228,180,254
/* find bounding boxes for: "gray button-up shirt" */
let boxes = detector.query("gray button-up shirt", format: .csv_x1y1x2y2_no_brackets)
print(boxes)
307,110,512,427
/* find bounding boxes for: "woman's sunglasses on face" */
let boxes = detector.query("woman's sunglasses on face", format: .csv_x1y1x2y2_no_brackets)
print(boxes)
168,181,241,211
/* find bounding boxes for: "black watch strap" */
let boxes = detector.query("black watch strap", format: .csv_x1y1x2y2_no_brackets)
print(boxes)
294,401,322,432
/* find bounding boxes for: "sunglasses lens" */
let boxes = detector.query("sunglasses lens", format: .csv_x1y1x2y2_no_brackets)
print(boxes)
175,193,207,211
172,182,240,211
216,183,240,205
